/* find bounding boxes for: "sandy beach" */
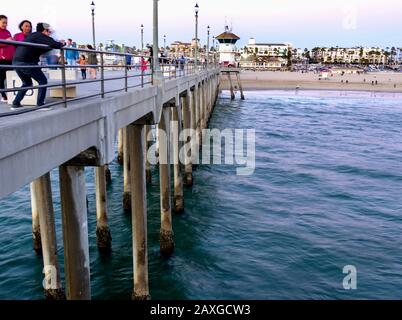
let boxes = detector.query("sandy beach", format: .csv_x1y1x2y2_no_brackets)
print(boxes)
219,71,402,93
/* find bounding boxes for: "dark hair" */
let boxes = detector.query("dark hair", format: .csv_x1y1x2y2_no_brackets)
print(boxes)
18,20,32,32
36,23,45,32
68,38,72,42
0,15,7,21
87,45,94,50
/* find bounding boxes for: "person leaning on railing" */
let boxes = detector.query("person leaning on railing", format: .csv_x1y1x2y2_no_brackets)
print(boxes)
11,22,65,110
0,15,15,103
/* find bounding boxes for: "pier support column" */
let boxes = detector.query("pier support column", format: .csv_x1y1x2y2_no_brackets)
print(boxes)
190,88,199,167
105,164,112,185
182,93,193,187
59,165,91,300
144,125,152,185
123,127,131,211
227,72,235,100
195,86,202,148
31,173,65,300
95,166,112,252
172,103,184,213
236,73,245,100
158,107,174,257
118,128,124,165
30,183,42,254
127,123,150,300
200,83,206,130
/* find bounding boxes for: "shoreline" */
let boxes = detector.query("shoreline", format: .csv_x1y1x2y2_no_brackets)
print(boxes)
220,86,402,95
219,71,402,94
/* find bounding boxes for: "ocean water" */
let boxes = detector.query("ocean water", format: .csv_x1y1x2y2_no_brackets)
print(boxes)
0,90,402,300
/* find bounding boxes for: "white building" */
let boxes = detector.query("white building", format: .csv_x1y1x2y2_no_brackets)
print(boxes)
243,38,292,57
216,26,240,67
240,38,292,70
311,47,387,65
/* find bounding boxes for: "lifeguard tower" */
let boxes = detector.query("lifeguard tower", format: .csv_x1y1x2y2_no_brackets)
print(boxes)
216,25,240,68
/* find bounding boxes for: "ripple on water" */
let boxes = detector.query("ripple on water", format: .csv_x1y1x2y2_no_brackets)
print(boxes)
0,90,402,299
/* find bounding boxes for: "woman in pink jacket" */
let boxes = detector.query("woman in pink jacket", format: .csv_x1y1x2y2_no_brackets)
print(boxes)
13,20,32,42
0,15,15,102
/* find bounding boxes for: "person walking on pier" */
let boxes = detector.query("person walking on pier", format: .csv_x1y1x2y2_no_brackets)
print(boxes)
65,39,79,67
87,45,98,79
78,54,87,80
0,15,15,103
13,20,32,42
11,22,65,110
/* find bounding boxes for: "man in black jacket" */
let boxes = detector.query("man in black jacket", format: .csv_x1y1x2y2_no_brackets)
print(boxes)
12,22,65,110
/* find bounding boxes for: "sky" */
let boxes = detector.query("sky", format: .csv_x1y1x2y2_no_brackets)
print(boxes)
1,0,401,49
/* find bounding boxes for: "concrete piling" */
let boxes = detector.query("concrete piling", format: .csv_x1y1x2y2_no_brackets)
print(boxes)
105,164,112,185
227,72,235,100
190,88,199,167
172,104,184,213
95,166,112,252
196,85,203,146
30,183,42,254
59,165,91,300
31,173,65,299
127,124,150,300
158,107,174,257
123,127,132,211
118,128,124,165
182,94,193,187
236,72,245,100
144,125,152,185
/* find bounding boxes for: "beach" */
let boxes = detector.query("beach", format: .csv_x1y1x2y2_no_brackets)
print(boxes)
219,70,402,93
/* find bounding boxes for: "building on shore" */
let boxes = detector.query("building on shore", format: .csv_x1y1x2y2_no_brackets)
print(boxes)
240,38,293,70
311,47,388,65
170,41,193,58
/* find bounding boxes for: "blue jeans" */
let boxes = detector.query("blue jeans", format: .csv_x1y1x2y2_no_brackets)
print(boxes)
13,61,48,106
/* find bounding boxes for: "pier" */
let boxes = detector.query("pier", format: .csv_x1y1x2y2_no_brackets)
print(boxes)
0,43,220,299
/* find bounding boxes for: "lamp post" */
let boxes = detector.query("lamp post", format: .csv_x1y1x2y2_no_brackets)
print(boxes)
141,24,144,53
194,3,199,66
212,36,216,65
163,35,166,51
153,0,160,77
90,1,96,49
207,25,210,66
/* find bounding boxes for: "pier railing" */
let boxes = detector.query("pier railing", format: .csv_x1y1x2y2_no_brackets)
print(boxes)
0,39,217,117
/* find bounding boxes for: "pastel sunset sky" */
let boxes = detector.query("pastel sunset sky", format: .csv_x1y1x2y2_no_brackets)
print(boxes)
1,0,401,48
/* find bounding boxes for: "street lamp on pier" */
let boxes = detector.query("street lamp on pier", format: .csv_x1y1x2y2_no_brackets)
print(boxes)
207,25,210,65
153,0,160,78
90,1,96,49
194,3,199,66
141,24,144,53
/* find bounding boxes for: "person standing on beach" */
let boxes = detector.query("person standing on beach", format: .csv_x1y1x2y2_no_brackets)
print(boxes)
0,15,15,103
13,20,32,42
11,22,65,110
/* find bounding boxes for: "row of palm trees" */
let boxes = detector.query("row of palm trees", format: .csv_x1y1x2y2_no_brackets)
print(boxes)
310,46,400,65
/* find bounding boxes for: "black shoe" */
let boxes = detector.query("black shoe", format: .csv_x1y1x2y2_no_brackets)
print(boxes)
10,102,23,110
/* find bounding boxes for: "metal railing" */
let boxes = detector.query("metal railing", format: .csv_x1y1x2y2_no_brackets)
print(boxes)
0,39,216,118
0,39,152,116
